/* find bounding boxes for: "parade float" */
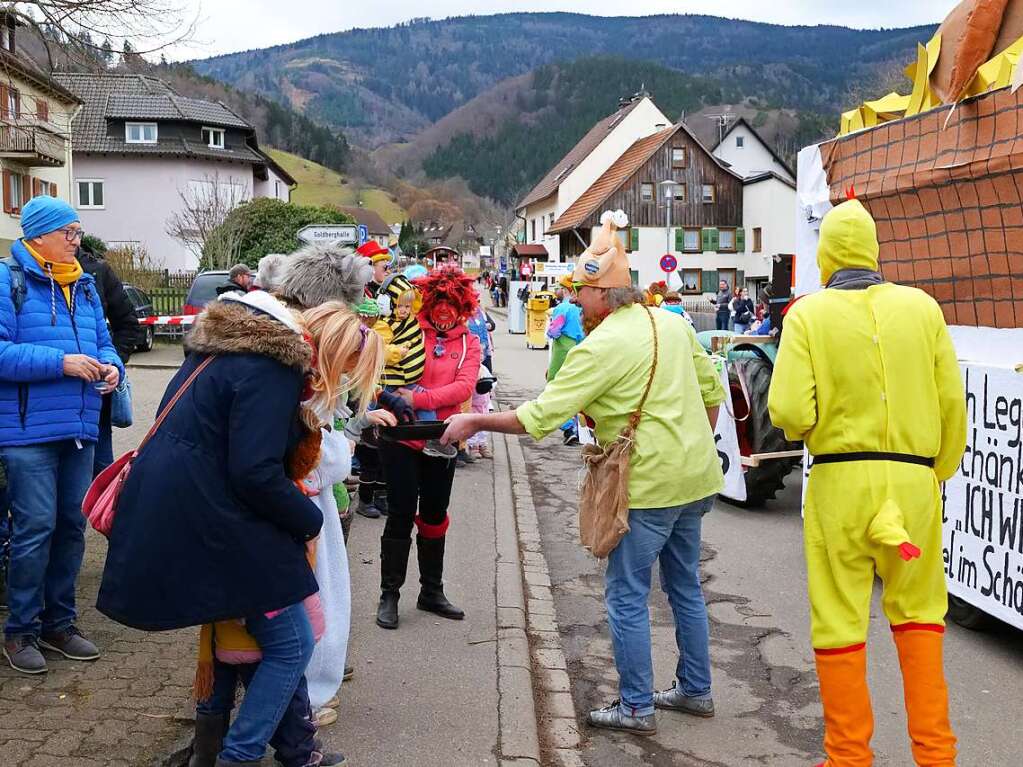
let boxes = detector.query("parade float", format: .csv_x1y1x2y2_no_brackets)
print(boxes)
796,0,1023,630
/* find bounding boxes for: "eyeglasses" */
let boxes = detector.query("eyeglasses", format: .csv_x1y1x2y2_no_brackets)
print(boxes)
57,227,85,242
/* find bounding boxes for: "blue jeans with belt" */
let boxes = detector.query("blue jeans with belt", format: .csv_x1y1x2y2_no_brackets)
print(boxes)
604,496,715,716
219,603,315,763
2,439,94,639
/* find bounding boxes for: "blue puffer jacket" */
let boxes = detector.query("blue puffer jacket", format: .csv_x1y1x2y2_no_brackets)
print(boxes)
0,240,123,446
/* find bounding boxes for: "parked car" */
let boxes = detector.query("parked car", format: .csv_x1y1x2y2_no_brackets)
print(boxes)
123,284,156,352
183,270,230,315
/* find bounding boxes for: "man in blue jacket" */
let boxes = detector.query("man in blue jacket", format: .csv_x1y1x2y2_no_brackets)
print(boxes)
0,196,123,675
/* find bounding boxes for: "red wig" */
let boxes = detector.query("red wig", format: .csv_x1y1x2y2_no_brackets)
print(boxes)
414,266,479,324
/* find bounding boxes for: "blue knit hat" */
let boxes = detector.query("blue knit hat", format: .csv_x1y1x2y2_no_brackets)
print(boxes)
20,196,79,240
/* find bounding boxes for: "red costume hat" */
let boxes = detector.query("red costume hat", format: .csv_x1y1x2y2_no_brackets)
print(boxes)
356,241,391,263
414,265,479,325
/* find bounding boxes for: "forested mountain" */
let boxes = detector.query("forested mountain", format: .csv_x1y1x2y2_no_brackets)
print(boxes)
193,13,933,149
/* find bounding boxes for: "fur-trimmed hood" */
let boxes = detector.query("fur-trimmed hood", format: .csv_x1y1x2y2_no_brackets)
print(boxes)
185,298,312,371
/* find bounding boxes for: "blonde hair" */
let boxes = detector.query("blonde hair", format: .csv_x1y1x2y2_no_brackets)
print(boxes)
300,301,384,429
396,289,416,308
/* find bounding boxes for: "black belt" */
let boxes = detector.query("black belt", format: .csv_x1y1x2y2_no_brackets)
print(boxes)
813,452,934,468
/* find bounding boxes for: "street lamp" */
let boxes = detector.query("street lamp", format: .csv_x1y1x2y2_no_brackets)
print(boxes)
659,179,680,287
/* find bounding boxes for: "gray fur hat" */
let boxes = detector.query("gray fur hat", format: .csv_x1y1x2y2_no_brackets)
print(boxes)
255,253,288,291
277,242,372,309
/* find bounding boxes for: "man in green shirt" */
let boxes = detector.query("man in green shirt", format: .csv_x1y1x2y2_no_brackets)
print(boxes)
443,211,725,735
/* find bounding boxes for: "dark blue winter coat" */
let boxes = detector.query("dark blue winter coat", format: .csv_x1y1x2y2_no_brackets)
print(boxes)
0,240,123,446
97,297,323,631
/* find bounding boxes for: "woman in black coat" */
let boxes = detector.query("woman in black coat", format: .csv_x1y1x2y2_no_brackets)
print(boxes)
97,291,384,766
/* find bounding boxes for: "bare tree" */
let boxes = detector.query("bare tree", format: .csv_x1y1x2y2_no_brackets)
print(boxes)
2,1,196,71
165,172,252,270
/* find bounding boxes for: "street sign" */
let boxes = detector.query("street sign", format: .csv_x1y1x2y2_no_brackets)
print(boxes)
659,254,678,273
357,224,369,245
296,224,359,246
533,261,574,277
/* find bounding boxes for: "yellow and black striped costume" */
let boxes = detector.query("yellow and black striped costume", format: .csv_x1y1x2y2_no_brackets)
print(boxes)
381,314,425,387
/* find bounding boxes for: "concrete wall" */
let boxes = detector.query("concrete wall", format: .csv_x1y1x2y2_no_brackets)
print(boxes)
73,155,263,272
713,123,794,182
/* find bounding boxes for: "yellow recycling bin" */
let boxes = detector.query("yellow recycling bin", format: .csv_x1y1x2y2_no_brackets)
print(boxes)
526,291,556,350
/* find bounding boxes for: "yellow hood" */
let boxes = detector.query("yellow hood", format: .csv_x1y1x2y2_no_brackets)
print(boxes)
817,199,880,284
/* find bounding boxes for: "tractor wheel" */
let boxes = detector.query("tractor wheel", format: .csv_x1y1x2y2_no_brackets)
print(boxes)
730,357,801,507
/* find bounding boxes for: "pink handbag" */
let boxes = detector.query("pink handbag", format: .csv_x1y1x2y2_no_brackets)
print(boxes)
82,356,216,537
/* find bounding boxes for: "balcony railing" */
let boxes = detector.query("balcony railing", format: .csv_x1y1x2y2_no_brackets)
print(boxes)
0,119,66,167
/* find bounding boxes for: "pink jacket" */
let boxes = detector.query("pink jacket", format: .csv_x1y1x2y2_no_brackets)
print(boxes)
412,317,482,422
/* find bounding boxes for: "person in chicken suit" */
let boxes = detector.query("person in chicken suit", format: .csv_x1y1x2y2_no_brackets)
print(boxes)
768,199,966,767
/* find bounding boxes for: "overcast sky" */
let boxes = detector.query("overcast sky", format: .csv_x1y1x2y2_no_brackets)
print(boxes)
171,1,958,60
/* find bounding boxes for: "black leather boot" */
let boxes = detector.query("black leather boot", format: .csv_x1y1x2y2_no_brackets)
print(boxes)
416,534,464,620
373,483,389,516
188,712,228,767
376,537,412,629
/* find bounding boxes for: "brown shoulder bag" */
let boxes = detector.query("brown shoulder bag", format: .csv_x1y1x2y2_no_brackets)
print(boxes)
577,307,659,558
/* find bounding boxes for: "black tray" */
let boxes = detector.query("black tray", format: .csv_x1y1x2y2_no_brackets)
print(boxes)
377,420,448,441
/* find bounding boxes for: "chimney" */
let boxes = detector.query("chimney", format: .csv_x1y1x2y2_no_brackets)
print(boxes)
655,123,667,130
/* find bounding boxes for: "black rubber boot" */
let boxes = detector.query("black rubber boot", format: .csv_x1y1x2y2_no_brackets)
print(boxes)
376,537,412,629
188,712,228,767
416,534,464,620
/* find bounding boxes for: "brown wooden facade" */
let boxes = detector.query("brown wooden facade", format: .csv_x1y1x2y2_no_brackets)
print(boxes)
559,126,743,258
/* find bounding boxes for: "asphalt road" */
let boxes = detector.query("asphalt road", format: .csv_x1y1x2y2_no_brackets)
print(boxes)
488,310,1023,767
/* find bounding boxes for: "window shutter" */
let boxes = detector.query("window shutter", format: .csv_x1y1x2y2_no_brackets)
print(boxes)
2,169,10,213
0,84,8,119
12,90,19,118
701,227,712,252
701,270,718,293
21,174,30,206
736,228,745,253
674,228,684,252
36,99,48,121
736,269,745,288
709,228,720,252
50,182,56,197
31,177,40,197
630,228,639,251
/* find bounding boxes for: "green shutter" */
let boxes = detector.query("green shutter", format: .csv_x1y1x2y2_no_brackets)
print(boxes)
630,269,640,287
736,269,745,289
701,270,718,293
674,227,684,252
709,227,720,252
701,228,712,252
736,228,745,253
630,228,640,251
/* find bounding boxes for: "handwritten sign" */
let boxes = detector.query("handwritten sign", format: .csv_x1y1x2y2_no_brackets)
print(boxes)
943,364,1023,630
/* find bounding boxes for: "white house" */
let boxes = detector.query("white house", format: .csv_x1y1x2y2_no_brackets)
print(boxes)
0,14,81,252
712,118,796,183
514,93,671,264
55,72,295,272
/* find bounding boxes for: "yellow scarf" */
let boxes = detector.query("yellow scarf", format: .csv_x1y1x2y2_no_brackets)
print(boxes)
23,241,83,305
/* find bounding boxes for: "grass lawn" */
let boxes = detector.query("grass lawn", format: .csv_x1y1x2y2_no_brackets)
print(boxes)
267,148,406,224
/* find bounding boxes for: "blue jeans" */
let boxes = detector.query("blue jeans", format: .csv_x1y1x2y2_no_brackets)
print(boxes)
93,396,114,478
219,603,315,763
200,659,317,767
2,440,94,639
605,496,714,716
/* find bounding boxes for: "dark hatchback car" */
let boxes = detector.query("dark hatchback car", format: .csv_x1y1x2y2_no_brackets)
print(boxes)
122,284,156,352
183,270,230,315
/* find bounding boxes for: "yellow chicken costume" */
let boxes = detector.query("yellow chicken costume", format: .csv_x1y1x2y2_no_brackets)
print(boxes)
768,200,967,767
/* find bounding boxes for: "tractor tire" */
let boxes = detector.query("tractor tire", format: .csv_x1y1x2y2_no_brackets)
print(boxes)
731,357,801,507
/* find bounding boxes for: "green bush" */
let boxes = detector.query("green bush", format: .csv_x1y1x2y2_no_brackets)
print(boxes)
202,198,356,270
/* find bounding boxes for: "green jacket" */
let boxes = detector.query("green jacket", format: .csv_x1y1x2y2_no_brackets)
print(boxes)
517,303,725,509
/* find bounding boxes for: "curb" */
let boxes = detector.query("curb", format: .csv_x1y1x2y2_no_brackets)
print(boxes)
493,428,542,766
499,430,584,767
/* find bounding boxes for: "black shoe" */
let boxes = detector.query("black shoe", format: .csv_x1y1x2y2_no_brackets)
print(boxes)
372,489,389,516
415,534,464,620
377,536,412,629
376,591,400,629
356,501,381,519
563,431,580,446
188,712,228,767
455,448,476,466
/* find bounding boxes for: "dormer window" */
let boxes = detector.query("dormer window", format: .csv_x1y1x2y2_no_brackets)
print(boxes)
126,122,157,144
202,126,225,149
